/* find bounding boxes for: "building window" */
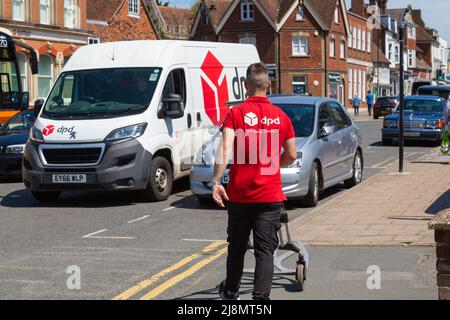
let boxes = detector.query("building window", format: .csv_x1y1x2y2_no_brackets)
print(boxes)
40,0,50,24
330,39,335,58
362,30,366,51
408,26,416,39
64,0,78,29
340,40,345,59
241,1,254,21
348,33,352,49
358,69,362,98
408,49,416,68
38,55,53,98
334,7,339,24
362,70,366,102
88,37,100,45
292,36,309,56
129,0,140,17
367,31,371,53
239,37,256,47
13,0,25,21
357,28,361,50
348,68,352,99
353,69,357,98
296,6,304,21
292,76,307,94
352,27,357,48
388,43,393,61
394,45,400,63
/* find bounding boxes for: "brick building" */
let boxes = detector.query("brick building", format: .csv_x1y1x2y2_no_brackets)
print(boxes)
0,0,91,102
192,0,350,106
347,0,374,108
86,0,158,44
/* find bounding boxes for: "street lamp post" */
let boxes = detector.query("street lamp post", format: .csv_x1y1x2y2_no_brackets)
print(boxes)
398,23,406,173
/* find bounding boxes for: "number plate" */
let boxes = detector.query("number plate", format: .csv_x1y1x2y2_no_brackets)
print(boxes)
404,132,420,137
52,174,87,184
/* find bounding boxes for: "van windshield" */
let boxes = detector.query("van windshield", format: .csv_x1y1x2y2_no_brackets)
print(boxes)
41,68,162,119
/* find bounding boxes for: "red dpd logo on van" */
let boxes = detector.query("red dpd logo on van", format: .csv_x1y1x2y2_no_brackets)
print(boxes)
42,125,55,136
200,51,230,126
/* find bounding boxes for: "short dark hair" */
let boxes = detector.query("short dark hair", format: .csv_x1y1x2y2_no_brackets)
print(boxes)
246,63,269,90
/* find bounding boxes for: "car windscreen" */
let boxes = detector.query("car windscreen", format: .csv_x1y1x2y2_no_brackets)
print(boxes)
275,104,315,137
41,68,162,119
1,109,34,131
418,88,450,100
398,99,444,113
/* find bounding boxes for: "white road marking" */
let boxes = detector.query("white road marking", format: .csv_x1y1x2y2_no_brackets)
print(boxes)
163,205,182,212
127,215,150,224
369,156,398,169
183,239,227,243
86,236,136,240
81,229,107,239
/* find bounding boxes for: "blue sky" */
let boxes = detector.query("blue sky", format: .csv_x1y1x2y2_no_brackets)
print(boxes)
169,0,450,43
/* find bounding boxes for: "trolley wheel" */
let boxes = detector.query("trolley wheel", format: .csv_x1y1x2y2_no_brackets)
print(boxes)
296,264,305,292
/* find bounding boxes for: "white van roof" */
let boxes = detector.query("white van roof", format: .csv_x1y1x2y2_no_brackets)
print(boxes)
63,40,259,72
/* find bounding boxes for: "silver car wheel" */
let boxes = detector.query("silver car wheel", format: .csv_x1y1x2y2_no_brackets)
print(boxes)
313,168,319,200
354,154,362,183
155,168,168,192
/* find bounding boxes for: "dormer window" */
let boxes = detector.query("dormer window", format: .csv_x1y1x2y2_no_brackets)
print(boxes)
241,1,254,22
296,6,304,21
408,26,416,39
334,7,339,24
202,11,209,25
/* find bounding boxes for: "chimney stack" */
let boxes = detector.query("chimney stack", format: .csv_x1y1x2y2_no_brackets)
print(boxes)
351,0,365,17
369,0,388,15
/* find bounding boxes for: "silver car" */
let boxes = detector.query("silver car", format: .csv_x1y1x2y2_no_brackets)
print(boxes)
190,95,363,207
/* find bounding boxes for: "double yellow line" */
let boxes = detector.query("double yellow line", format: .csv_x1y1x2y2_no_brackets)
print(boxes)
113,241,228,300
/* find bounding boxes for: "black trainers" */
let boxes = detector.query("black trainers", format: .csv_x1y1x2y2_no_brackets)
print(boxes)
218,281,240,300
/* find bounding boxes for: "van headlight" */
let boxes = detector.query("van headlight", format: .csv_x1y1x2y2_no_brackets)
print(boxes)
30,127,44,143
106,123,147,142
5,144,26,154
289,152,303,168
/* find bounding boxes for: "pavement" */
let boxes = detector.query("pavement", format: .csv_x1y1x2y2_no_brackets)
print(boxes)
290,151,450,246
0,117,442,300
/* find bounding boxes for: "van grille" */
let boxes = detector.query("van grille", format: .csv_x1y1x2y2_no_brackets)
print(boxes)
403,120,424,129
42,146,103,165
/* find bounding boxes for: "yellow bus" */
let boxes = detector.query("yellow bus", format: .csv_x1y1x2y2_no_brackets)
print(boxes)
0,29,38,124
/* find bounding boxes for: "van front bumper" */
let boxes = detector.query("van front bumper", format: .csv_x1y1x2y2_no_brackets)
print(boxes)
22,139,152,192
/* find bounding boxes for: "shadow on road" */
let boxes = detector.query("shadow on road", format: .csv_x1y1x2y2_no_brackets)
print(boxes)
0,176,193,209
425,189,450,215
174,275,299,300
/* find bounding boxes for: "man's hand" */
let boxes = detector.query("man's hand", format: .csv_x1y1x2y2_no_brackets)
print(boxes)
212,184,229,208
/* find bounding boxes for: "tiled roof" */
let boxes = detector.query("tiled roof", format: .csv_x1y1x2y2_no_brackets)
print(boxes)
87,0,123,21
385,8,406,24
372,43,390,65
204,0,233,27
159,6,193,28
308,0,339,30
416,24,437,43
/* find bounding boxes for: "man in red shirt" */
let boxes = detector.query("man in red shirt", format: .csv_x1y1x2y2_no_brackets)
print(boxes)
212,63,297,300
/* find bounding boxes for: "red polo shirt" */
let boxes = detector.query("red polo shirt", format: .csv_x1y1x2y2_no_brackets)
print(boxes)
222,96,295,203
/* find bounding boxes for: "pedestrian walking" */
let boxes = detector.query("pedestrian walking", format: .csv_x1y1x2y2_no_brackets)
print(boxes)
366,91,375,117
352,94,361,116
212,63,297,300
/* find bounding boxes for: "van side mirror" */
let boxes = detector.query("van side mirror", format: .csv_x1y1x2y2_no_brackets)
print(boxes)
20,92,29,110
34,99,45,118
159,94,185,119
321,124,335,137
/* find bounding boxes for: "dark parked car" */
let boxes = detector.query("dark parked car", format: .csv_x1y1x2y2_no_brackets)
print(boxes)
382,95,445,146
373,96,399,119
0,109,35,178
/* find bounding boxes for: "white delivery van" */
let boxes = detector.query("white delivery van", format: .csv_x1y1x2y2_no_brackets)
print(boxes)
23,40,260,202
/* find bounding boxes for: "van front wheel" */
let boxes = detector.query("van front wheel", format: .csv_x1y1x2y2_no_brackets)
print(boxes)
141,156,173,202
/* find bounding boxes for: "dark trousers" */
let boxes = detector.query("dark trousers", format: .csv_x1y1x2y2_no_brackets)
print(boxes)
225,202,282,300
354,106,360,116
368,104,373,116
